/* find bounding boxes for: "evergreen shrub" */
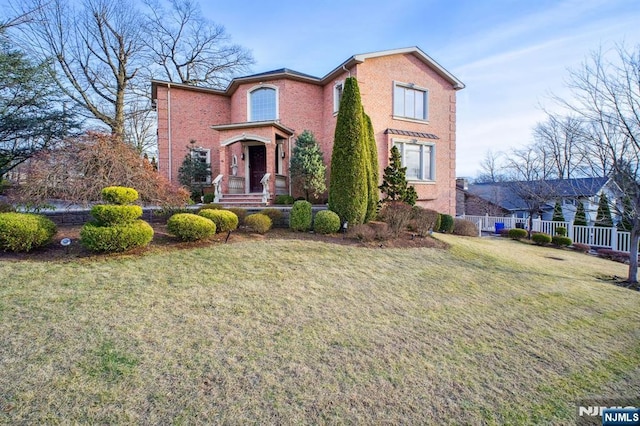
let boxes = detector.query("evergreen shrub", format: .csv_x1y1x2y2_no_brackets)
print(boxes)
531,233,552,245
101,186,139,205
555,226,567,236
245,213,272,234
198,203,222,211
274,195,294,205
80,220,154,252
438,214,454,233
260,208,283,226
226,208,247,225
90,205,143,225
198,209,238,233
313,210,341,234
508,228,528,240
552,235,572,247
290,200,312,232
167,213,216,241
0,213,57,252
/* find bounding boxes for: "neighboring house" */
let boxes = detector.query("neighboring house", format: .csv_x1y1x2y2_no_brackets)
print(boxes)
151,47,464,214
459,177,622,224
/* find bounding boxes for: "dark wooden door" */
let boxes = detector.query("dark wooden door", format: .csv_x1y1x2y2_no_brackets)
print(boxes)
249,145,266,192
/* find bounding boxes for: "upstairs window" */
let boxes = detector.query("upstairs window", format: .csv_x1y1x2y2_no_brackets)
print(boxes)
333,82,344,113
393,83,428,121
249,87,277,121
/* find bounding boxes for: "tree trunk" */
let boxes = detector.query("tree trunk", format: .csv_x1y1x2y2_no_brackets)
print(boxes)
628,229,640,284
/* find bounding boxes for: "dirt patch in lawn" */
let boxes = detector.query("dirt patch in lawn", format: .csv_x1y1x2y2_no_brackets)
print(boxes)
0,224,448,262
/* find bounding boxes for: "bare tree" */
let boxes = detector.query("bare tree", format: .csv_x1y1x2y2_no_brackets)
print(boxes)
533,113,586,179
475,149,506,183
12,0,146,140
142,0,253,87
555,44,640,284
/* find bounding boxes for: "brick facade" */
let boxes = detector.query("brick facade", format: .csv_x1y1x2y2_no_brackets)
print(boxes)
151,47,464,214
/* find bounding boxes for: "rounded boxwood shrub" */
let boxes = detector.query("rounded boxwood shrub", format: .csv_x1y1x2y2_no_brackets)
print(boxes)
290,200,312,232
313,210,341,234
274,194,294,205
555,226,567,236
260,208,283,226
0,213,57,252
508,228,528,240
552,235,572,247
80,220,153,252
167,213,216,241
227,207,247,225
438,213,454,233
90,205,143,225
531,233,552,245
101,186,139,205
198,209,238,233
245,213,272,234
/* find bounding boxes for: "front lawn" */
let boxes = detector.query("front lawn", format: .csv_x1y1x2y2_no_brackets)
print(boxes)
0,234,638,424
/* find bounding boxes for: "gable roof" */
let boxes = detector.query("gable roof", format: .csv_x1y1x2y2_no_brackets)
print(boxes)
152,46,464,99
467,177,611,212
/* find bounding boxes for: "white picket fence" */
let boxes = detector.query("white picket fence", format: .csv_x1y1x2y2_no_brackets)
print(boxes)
460,214,633,253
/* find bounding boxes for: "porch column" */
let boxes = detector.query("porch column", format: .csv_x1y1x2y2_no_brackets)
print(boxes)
266,142,277,199
218,145,229,193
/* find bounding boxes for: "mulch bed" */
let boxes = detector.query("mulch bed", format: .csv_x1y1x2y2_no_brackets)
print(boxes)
0,224,447,263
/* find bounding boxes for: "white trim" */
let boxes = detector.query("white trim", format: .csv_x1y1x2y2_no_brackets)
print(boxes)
247,84,279,122
221,134,271,146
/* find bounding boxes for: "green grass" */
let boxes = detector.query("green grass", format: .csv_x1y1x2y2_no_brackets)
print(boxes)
0,234,639,424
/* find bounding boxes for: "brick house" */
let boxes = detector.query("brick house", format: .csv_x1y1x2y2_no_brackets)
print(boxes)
151,47,464,214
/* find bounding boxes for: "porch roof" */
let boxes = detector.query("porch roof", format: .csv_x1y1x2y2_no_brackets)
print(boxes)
210,120,294,136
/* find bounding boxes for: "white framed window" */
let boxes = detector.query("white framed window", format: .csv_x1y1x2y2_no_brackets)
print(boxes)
333,81,344,113
248,86,278,121
394,139,435,181
393,82,428,121
192,148,211,184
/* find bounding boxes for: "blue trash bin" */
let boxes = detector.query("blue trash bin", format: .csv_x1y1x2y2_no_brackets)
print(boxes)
495,222,505,234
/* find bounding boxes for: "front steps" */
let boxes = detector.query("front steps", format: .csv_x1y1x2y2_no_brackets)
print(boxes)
218,193,267,207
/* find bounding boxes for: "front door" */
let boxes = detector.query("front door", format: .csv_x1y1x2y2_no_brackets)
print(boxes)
249,145,266,193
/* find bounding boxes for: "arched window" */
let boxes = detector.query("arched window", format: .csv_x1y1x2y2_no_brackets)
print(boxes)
249,87,277,121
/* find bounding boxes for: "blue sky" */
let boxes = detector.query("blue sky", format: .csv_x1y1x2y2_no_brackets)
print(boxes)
202,0,640,177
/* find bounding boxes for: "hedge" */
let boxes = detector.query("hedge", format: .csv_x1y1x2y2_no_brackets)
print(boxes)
508,228,528,240
531,233,552,245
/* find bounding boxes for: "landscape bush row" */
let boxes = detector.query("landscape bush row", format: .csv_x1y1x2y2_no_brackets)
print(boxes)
0,192,479,253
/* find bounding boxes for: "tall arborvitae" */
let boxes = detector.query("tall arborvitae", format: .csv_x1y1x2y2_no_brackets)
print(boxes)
573,201,588,226
552,200,565,222
595,193,613,227
363,113,379,222
328,77,368,225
